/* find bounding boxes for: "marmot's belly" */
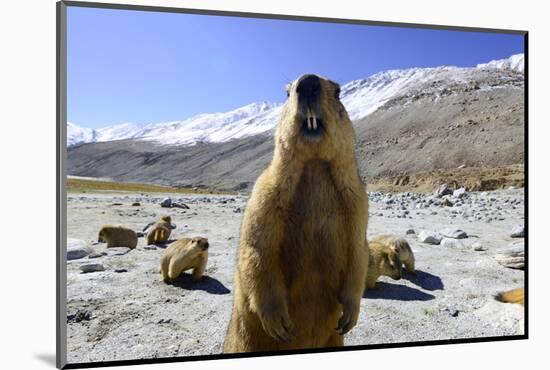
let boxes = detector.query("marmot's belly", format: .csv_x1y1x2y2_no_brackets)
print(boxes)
282,230,344,336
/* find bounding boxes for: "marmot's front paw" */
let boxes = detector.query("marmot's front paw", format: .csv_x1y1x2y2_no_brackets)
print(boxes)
336,299,360,335
258,303,295,342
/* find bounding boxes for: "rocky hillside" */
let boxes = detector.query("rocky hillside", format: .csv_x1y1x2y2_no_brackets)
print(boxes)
67,55,525,192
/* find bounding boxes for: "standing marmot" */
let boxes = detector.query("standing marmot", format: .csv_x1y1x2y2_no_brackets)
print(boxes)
371,235,415,273
97,225,138,249
160,237,209,282
365,238,402,289
223,74,369,353
146,215,174,245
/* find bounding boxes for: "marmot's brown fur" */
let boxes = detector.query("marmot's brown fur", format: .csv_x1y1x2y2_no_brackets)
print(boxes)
371,235,415,273
365,238,401,289
223,74,369,353
97,225,138,249
147,216,173,245
496,288,524,306
160,237,209,282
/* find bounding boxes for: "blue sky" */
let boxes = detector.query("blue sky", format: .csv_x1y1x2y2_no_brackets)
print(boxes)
67,7,524,129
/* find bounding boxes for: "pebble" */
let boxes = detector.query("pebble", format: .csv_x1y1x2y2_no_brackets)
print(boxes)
441,198,454,207
67,309,92,323
405,228,416,235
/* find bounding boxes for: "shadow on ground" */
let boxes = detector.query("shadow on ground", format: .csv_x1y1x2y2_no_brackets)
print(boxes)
33,353,56,367
404,269,444,291
363,281,435,301
169,273,231,295
145,239,178,249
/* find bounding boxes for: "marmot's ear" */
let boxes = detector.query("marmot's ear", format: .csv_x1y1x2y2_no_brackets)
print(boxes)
329,80,341,99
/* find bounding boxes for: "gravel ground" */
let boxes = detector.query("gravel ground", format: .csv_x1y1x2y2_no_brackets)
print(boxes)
65,188,525,365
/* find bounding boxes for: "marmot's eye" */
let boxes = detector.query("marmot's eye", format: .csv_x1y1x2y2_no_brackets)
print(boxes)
334,87,341,99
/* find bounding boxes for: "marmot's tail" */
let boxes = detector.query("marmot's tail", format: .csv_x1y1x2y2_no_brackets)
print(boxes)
496,288,524,306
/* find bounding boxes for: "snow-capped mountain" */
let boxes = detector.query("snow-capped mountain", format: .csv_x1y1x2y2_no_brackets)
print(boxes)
476,53,524,72
67,122,98,147
68,54,524,147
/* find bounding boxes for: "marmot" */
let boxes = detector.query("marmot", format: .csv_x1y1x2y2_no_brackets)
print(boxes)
365,238,402,289
160,237,209,282
97,225,138,249
371,235,415,273
146,215,174,245
496,288,524,306
223,74,369,353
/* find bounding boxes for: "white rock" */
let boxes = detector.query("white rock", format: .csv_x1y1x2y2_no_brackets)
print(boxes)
418,230,442,245
440,237,464,248
453,188,467,198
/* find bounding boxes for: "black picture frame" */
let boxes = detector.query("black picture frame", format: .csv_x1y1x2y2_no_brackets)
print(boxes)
56,1,528,368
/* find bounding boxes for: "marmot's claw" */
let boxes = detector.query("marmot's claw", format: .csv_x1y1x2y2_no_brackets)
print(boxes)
261,312,295,343
336,300,359,335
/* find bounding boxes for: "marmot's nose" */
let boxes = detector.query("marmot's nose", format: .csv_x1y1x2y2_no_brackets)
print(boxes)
296,74,321,101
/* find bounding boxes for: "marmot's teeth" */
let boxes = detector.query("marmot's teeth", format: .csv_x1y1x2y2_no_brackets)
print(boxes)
312,116,318,130
307,117,313,130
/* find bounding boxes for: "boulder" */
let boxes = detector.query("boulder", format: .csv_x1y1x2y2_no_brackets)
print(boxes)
440,237,464,248
80,263,105,273
160,198,172,208
418,230,442,245
67,239,92,260
453,188,467,198
441,228,468,239
495,242,524,269
510,225,524,238
434,184,453,198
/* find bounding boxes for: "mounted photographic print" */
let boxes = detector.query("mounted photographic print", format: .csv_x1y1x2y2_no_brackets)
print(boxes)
56,1,527,368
